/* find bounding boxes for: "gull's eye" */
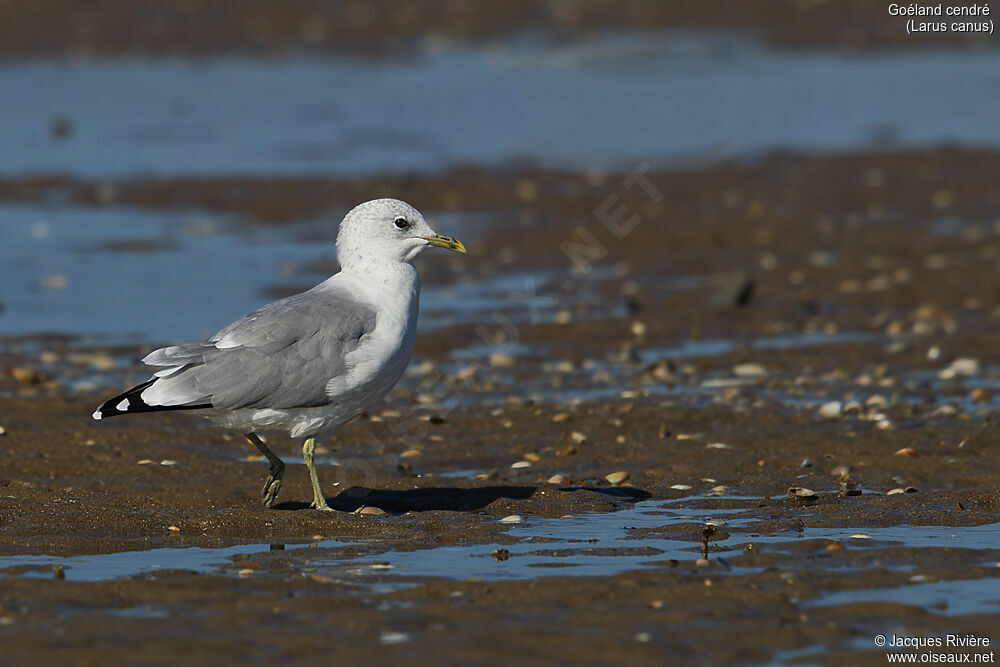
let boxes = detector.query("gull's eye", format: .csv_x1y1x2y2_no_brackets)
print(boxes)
393,217,410,230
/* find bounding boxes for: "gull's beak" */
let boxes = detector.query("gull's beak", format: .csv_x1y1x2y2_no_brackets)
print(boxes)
424,234,467,254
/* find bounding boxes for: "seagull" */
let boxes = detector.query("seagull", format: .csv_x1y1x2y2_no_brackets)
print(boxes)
93,199,466,511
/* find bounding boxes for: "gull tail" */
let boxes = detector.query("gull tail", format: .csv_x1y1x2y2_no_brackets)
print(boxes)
92,379,210,420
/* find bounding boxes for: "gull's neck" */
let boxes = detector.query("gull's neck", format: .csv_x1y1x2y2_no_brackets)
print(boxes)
332,259,420,312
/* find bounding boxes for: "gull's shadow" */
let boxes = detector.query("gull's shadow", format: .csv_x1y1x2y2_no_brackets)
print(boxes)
272,485,536,513
272,484,650,513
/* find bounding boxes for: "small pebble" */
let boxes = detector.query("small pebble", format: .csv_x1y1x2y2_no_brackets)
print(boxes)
830,465,850,477
864,395,888,408
41,274,67,289
357,506,387,516
380,631,411,646
670,484,693,491
159,459,177,466
893,447,918,458
818,401,842,418
709,270,754,308
137,459,153,465
970,388,991,403
787,487,817,499
569,431,588,443
705,442,732,450
849,534,872,540
605,471,629,485
167,525,180,532
499,515,523,524
635,632,652,643
940,357,980,378
825,543,843,551
546,474,566,485
488,353,515,367
510,461,532,469
11,367,41,384
237,569,254,577
399,449,422,458
0,425,6,436
800,458,812,468
732,363,768,378
932,404,958,417
887,488,905,495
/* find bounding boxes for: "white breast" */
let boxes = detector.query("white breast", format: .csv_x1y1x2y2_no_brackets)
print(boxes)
325,264,420,404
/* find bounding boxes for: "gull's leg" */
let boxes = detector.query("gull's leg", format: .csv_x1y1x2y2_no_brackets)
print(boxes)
245,432,284,507
302,437,334,511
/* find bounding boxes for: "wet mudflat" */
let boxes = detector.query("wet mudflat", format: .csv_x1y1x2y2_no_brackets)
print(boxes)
0,392,998,665
3,146,1000,664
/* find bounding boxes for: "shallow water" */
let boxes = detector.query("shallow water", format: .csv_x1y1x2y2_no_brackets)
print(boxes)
3,497,997,622
0,203,318,342
2,33,999,178
346,503,1000,584
637,330,884,363
807,578,1000,617
0,543,270,581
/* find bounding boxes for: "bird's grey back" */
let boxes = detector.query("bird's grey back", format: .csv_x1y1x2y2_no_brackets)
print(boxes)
141,284,377,411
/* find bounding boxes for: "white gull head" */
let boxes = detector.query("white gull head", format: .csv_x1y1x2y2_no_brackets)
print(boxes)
335,198,466,272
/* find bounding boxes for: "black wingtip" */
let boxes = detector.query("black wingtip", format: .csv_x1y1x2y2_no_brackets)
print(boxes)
93,379,210,420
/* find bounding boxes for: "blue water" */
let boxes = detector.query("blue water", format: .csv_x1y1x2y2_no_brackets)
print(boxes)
1,33,999,177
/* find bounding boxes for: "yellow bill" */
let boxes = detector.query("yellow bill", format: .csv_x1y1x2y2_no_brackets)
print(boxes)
424,234,467,254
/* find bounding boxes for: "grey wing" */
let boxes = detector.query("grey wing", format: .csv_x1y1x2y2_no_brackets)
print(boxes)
138,286,377,411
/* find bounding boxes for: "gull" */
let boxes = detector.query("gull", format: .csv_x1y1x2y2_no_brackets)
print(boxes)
93,199,466,511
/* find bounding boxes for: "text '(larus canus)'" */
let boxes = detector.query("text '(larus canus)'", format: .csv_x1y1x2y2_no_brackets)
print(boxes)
93,199,466,511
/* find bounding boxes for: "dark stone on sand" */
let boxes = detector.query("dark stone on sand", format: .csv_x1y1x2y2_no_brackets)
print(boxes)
709,270,754,309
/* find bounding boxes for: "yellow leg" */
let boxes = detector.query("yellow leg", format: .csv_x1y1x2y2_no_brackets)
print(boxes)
246,433,284,507
302,437,333,511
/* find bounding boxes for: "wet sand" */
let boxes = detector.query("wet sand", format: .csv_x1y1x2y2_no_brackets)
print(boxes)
2,147,1000,664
